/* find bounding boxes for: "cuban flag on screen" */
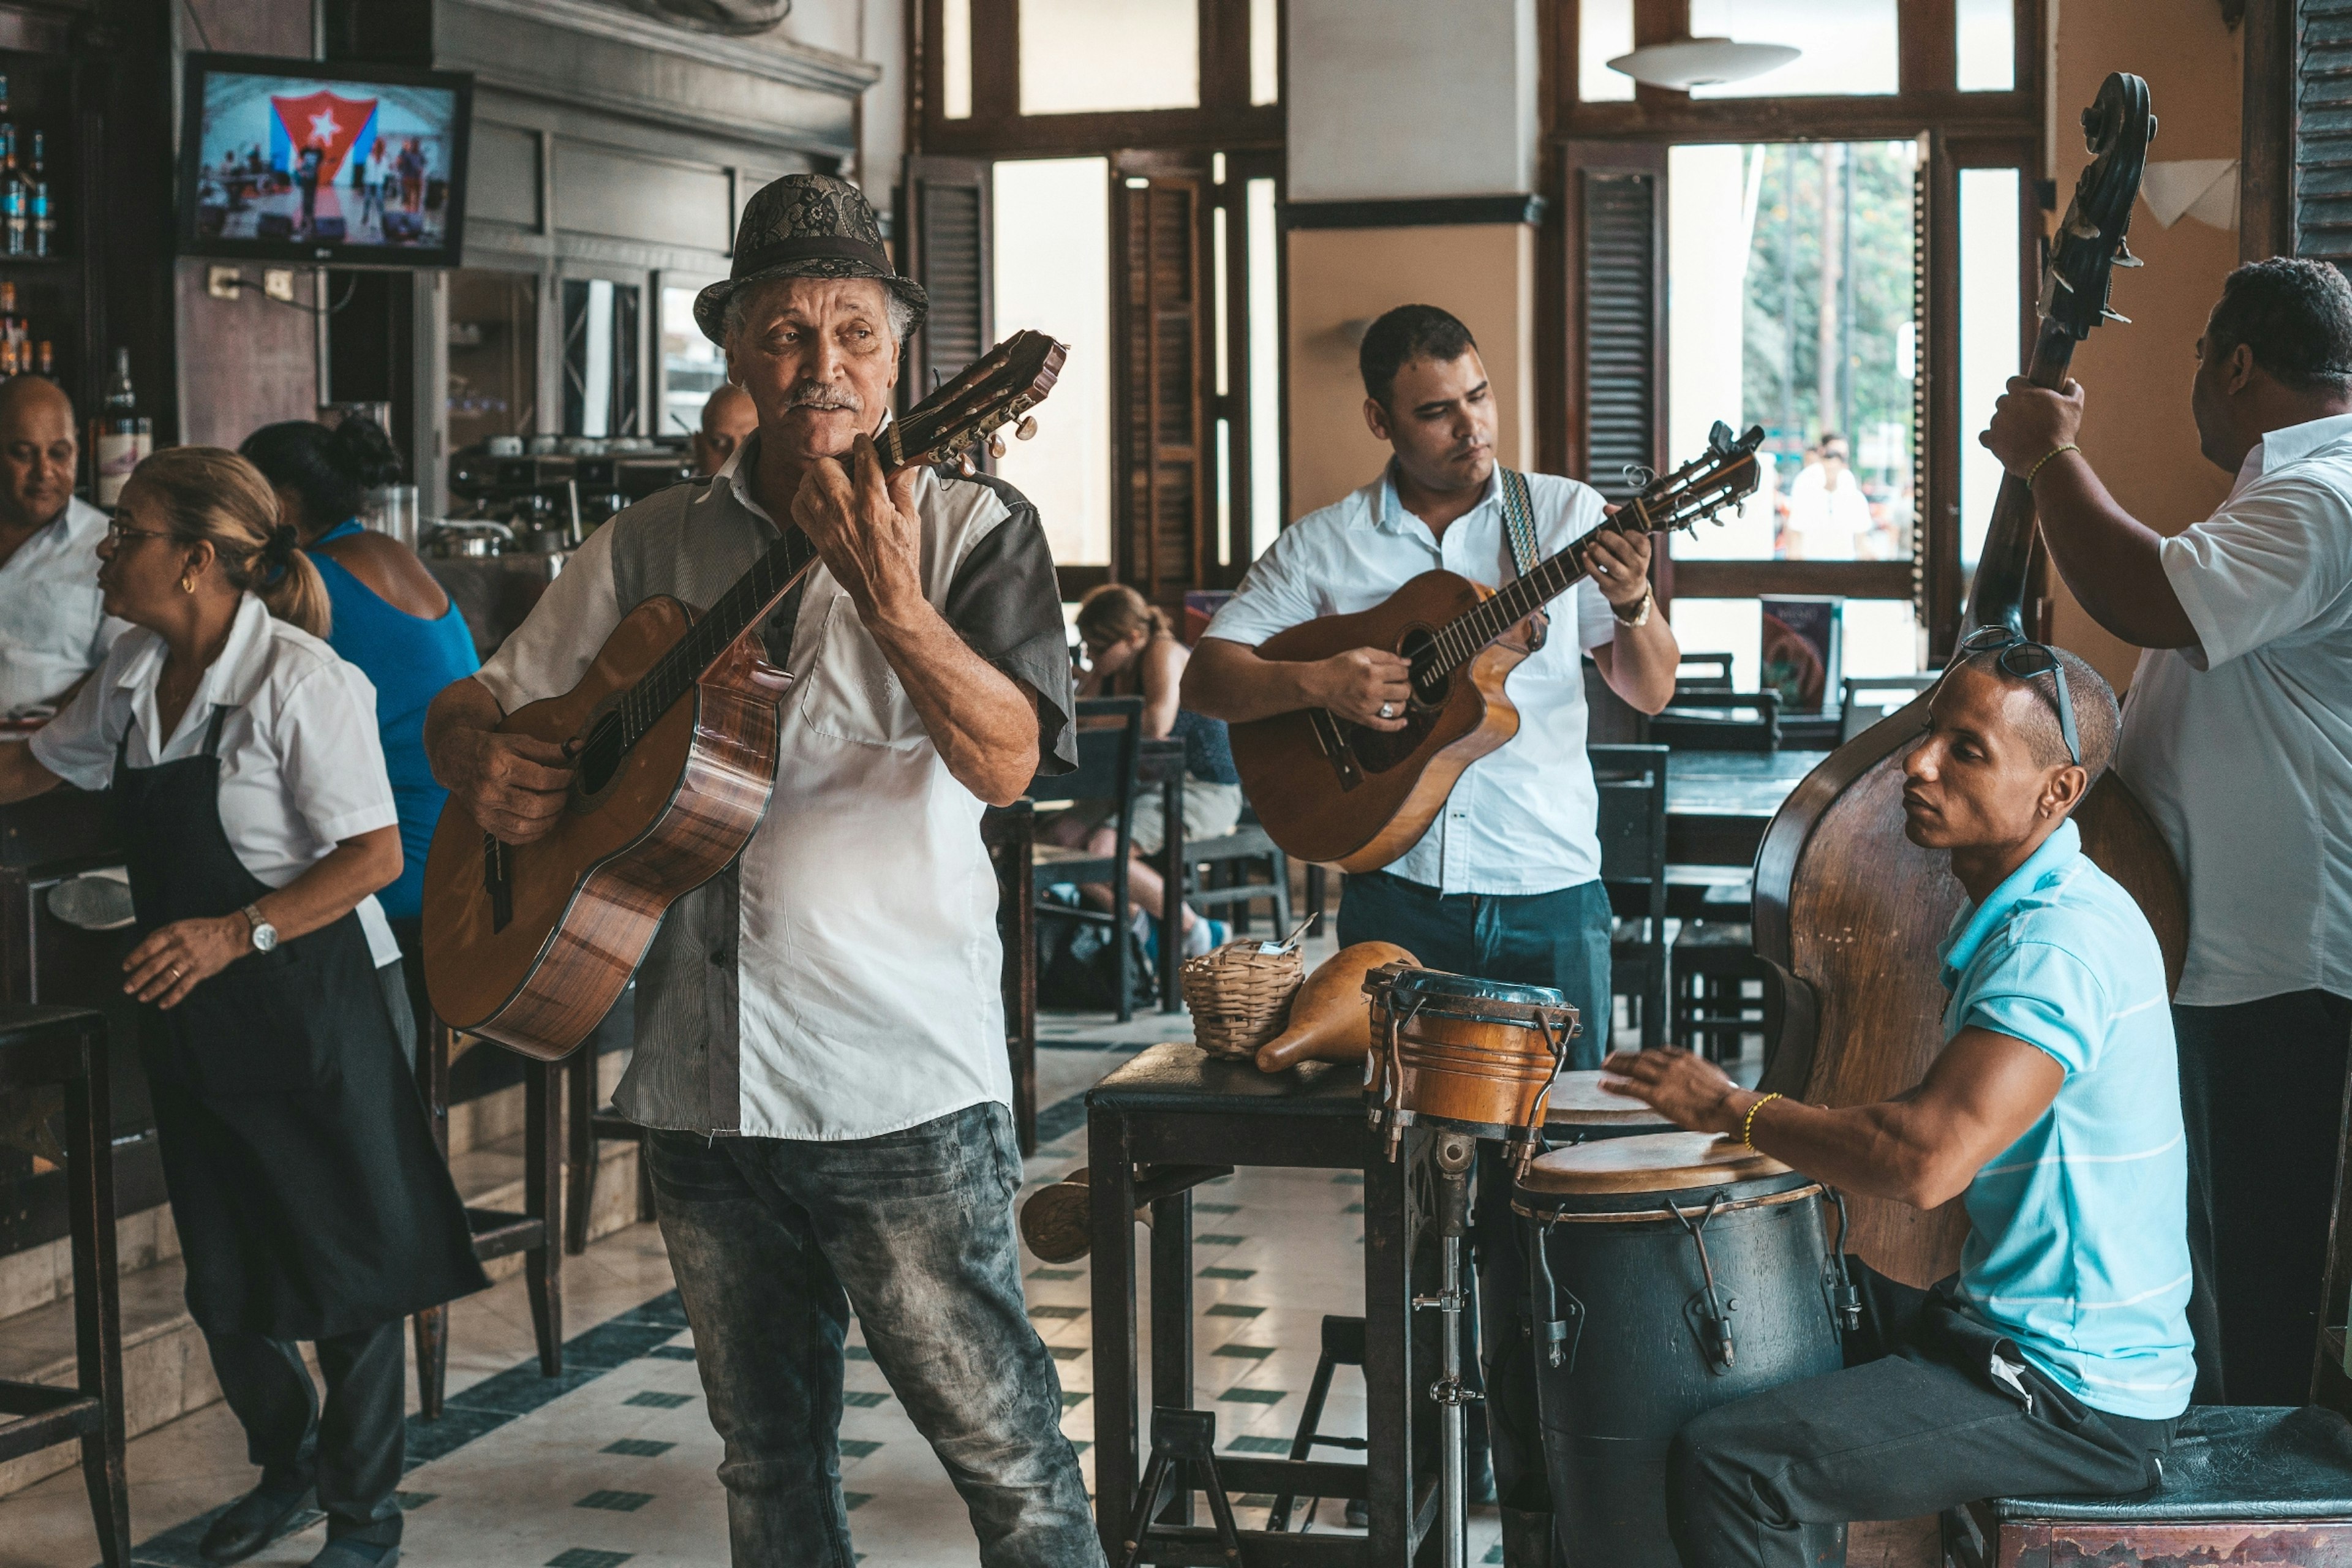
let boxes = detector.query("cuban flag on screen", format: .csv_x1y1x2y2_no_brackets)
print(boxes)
267,91,379,178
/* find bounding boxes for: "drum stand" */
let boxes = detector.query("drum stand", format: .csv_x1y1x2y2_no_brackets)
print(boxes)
1416,1131,1481,1568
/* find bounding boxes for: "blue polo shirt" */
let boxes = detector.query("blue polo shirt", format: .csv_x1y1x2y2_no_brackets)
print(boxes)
1940,818,2195,1420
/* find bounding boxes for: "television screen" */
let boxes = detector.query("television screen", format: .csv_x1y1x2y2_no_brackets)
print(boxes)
177,53,473,267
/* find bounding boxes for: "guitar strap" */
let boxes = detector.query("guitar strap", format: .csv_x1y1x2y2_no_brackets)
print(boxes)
1495,467,1548,650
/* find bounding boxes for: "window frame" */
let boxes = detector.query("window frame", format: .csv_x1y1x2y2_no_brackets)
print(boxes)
917,0,1283,160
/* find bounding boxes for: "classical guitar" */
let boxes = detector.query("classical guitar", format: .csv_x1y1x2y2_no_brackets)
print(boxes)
1749,74,2184,1289
421,331,1067,1061
1229,425,1766,872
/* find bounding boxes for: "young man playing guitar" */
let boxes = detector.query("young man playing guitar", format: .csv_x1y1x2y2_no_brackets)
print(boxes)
1604,644,2191,1568
423,176,1101,1568
1183,303,1679,1566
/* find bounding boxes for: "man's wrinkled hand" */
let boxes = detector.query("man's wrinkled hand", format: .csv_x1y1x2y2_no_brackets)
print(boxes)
790,432,923,624
451,730,574,845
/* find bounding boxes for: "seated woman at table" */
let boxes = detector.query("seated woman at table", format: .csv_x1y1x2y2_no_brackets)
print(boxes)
0,447,485,1568
1044,583,1243,959
238,415,480,935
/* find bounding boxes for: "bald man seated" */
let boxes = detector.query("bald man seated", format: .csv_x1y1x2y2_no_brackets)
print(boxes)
692,382,758,478
0,377,124,718
1602,644,2192,1568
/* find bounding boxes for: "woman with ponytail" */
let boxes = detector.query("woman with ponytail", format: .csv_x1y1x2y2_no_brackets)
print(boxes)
0,447,484,1568
239,415,479,928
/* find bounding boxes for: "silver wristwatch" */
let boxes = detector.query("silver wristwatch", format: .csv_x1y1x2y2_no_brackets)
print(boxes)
241,903,279,954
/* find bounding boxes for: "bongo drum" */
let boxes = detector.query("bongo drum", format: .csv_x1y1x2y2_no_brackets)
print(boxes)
1544,1069,1674,1141
1362,963,1578,1175
1513,1132,1850,1568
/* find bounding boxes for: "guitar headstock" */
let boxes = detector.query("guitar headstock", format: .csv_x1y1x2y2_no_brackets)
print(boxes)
887,330,1069,475
2040,71,2155,341
1615,421,1767,537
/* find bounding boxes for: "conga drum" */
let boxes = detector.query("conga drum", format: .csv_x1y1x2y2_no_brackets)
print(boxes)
1544,1069,1673,1143
1513,1132,1849,1568
1362,964,1578,1175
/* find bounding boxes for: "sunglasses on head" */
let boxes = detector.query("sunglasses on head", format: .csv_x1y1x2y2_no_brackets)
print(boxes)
1953,626,2080,767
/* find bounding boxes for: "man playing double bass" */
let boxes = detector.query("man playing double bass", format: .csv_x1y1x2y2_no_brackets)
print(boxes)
1183,303,1679,1565
1985,255,2352,1406
1606,643,2192,1567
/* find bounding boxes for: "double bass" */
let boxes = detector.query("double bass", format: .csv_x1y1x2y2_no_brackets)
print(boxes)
1751,74,2186,1287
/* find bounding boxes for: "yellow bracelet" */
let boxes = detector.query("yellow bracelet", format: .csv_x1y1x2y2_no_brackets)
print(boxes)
2025,443,2080,488
1741,1092,1784,1149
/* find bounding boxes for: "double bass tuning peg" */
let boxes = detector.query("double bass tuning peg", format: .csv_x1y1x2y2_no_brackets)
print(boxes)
2112,240,2143,269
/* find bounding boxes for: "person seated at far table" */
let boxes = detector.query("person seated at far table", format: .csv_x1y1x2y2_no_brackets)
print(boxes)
1042,583,1242,959
1602,635,2191,1568
0,375,126,718
692,382,759,478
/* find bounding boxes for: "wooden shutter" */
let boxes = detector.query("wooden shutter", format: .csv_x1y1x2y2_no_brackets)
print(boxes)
2297,0,2352,265
1114,170,1209,611
1561,143,1666,503
898,156,992,413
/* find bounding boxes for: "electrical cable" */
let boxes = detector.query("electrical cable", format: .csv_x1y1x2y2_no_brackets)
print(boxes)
178,0,214,52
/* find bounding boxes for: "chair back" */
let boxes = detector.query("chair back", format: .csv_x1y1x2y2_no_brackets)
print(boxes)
1592,744,1670,918
1675,652,1736,692
1647,688,1781,753
1839,673,1940,742
1045,697,1146,830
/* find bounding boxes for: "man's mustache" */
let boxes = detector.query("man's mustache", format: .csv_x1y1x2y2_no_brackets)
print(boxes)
780,382,863,414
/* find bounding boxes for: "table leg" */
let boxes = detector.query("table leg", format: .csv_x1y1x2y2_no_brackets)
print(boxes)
66,1029,127,1568
526,1060,564,1376
565,1047,595,1254
1160,774,1185,1012
1090,1115,1141,1563
417,1019,453,1418
1149,1188,1195,1525
1366,1135,1420,1565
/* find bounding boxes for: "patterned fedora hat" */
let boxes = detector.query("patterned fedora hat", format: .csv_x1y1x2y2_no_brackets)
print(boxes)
693,173,929,347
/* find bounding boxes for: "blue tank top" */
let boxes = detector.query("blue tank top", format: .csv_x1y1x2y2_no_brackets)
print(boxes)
311,520,480,921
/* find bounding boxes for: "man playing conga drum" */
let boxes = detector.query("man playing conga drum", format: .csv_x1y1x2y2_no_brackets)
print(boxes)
1604,640,2192,1568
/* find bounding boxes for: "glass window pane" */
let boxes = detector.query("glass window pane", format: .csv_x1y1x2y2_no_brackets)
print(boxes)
1671,596,1921,696
1212,202,1230,396
1250,0,1279,106
1668,598,1764,692
1956,0,2016,92
1580,0,1635,102
1959,167,2022,573
943,0,971,119
1246,177,1281,562
1019,0,1199,116
1842,598,1923,676
660,285,723,439
1685,0,1898,99
1666,141,1918,561
994,158,1112,567
448,269,539,454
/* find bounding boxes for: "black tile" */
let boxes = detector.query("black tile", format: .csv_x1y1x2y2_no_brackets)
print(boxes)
1206,1303,1264,1318
646,1344,696,1361
624,1391,695,1409
546,1551,634,1568
1030,1303,1086,1319
575,1490,655,1512
1200,1266,1254,1280
1028,1267,1082,1281
842,1390,891,1408
845,1346,874,1361
843,1490,874,1512
601,1438,674,1458
1226,1435,1289,1454
839,1438,883,1459
395,1491,437,1511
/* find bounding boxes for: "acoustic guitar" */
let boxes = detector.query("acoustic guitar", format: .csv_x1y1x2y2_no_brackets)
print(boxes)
1228,426,1766,872
1751,73,2184,1289
421,331,1067,1061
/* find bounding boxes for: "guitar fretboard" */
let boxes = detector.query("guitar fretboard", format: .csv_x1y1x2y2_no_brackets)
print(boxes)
1411,503,1647,684
614,526,823,752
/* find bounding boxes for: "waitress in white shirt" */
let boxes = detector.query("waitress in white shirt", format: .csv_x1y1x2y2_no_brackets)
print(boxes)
0,447,484,1568
1985,255,2352,1410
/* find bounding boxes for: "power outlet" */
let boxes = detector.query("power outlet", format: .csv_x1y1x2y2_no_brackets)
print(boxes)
206,266,241,300
263,269,296,302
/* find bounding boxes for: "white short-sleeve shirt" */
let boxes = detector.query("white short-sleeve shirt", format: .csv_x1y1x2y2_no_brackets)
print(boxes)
1204,466,1618,895
31,593,403,966
2113,411,2352,1006
0,497,130,715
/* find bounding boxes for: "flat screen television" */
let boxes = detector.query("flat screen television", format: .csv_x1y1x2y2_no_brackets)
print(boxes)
176,53,474,267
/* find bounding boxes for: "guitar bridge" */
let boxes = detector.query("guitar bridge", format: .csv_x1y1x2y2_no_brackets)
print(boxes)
483,832,514,933
1308,709,1364,792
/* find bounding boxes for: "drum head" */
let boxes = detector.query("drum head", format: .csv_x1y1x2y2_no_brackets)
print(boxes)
1385,968,1566,1011
1544,1070,1673,1127
1518,1131,1791,1197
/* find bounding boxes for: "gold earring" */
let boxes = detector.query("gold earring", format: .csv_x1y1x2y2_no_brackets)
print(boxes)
179,574,195,594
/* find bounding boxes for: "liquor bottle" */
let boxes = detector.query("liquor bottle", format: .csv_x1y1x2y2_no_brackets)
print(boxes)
4,144,25,259
28,179,46,258
94,348,149,507
36,339,51,377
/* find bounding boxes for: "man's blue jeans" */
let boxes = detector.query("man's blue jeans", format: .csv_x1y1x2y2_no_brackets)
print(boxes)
645,1103,1104,1567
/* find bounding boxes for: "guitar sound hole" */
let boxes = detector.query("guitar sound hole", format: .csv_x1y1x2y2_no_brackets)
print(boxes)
576,711,625,797
1398,627,1449,709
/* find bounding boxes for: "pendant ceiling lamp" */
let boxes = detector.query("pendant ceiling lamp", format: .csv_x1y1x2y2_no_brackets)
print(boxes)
1607,37,1800,91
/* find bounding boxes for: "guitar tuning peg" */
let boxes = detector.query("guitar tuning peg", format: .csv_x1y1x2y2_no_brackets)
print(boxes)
1016,416,1039,441
988,435,1007,459
959,454,977,477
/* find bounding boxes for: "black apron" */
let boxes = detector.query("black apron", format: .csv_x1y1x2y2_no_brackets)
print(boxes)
116,704,487,1341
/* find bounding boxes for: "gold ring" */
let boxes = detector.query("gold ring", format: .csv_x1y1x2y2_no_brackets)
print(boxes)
168,965,181,981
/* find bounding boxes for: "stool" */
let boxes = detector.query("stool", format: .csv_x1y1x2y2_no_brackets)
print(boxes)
565,1049,651,1256
1118,1406,1245,1568
1673,921,1770,1064
0,1006,127,1566
1943,1404,2352,1568
412,1016,562,1418
1267,1314,1368,1531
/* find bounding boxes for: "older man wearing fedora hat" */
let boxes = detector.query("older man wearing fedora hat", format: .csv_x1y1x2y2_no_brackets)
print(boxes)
425,174,1098,1567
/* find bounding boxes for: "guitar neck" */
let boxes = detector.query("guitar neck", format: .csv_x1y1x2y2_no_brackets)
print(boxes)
1423,518,1634,677
617,524,822,752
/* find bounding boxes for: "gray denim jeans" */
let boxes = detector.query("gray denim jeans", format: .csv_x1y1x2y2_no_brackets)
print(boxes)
645,1102,1104,1568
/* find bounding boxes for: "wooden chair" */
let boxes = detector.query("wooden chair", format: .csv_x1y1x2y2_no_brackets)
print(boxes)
986,801,1040,1153
1185,810,1294,938
1676,652,1737,690
413,1018,562,1417
1839,673,1938,742
1593,744,1671,1052
1646,688,1782,753
1030,696,1145,1023
0,1006,126,1567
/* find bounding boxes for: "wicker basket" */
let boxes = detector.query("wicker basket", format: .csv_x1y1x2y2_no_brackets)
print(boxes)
1182,938,1306,1060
